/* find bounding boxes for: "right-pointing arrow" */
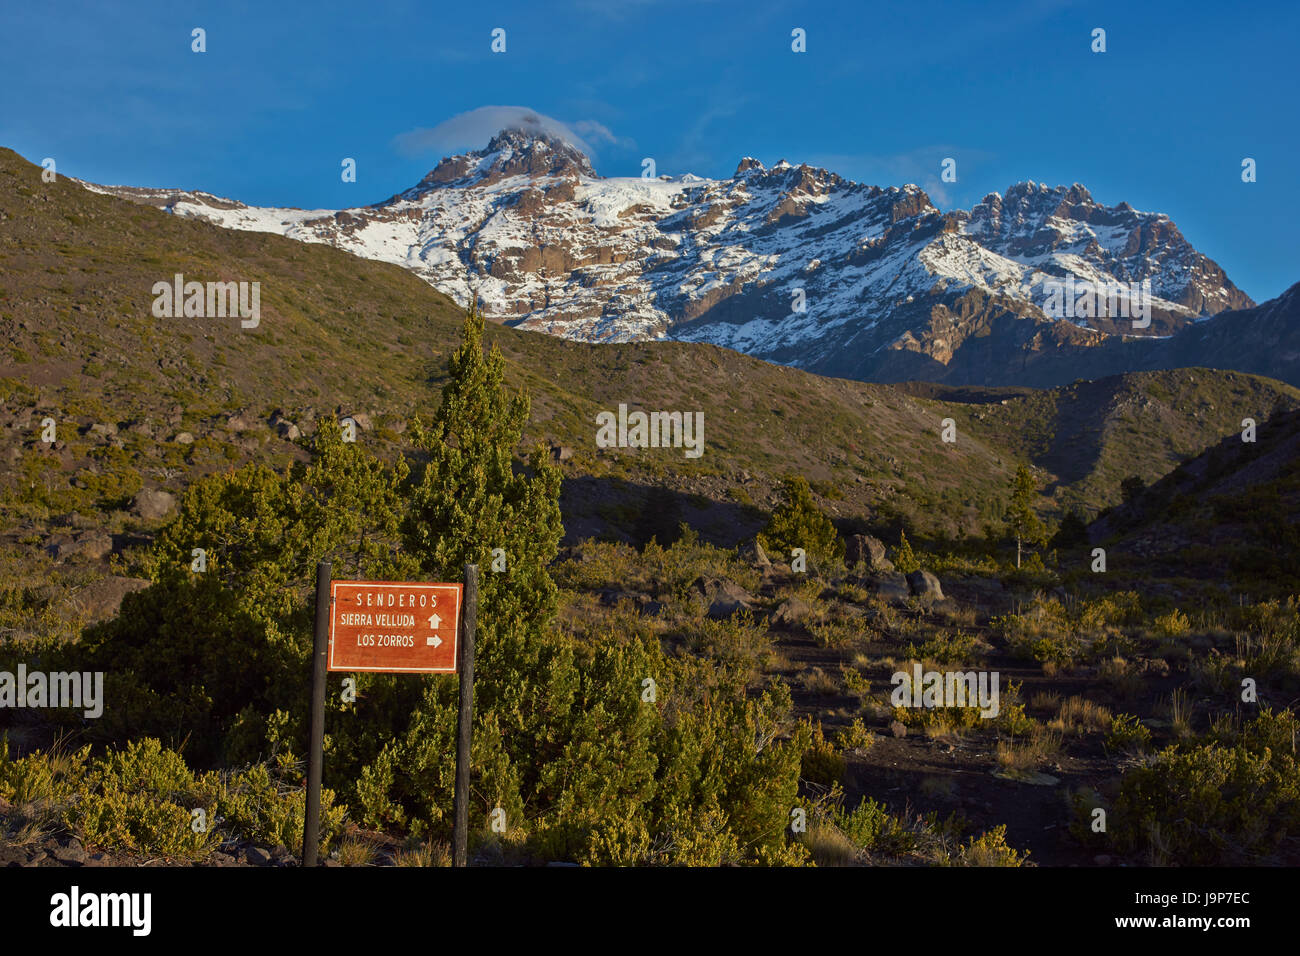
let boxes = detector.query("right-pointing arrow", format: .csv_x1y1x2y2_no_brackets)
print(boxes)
426,635,442,647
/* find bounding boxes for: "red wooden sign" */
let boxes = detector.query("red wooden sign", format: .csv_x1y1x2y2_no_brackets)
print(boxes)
327,580,462,673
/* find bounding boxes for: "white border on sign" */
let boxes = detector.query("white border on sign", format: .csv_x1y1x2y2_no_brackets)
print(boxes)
327,581,463,673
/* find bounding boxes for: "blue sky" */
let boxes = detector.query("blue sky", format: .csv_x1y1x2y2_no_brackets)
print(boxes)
2,0,1296,299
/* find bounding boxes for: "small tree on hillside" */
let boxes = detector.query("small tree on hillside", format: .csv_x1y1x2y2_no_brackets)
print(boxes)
1050,509,1089,550
758,475,844,569
893,529,920,575
1006,464,1047,568
1120,475,1145,506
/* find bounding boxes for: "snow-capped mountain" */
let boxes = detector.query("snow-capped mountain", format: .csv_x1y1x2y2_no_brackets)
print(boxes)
83,128,1255,385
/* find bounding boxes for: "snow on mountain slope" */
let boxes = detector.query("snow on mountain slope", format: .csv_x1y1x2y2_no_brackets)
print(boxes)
81,127,1254,384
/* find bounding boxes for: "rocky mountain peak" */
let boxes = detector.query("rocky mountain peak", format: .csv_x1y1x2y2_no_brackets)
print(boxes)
419,126,597,188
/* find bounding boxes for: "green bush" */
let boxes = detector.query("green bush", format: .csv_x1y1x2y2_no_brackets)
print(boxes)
1106,713,1152,752
0,737,346,860
1112,710,1300,864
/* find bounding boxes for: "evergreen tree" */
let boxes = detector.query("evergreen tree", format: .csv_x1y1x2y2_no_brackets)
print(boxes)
758,475,844,569
1120,475,1145,505
894,529,920,575
1006,464,1047,568
402,304,563,637
1050,508,1090,550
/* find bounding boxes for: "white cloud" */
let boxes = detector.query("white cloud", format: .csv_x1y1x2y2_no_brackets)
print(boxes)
393,106,631,160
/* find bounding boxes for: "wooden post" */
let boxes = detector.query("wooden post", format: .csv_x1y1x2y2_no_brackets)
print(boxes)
452,563,478,867
303,561,331,867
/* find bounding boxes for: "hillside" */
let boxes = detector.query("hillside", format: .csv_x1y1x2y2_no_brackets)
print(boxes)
2,142,1296,634
1091,403,1300,598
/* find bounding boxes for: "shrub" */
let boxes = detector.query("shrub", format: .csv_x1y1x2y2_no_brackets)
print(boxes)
1112,710,1300,864
1106,713,1152,752
947,825,1028,866
800,721,845,788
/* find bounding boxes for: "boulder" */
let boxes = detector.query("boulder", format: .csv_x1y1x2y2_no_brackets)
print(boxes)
131,488,176,520
771,595,811,629
906,570,944,601
172,431,194,445
63,576,150,623
87,422,117,440
276,421,301,440
75,532,114,560
46,534,76,560
598,590,665,618
51,838,87,864
737,537,771,568
871,572,912,604
692,576,756,619
245,846,273,866
845,533,890,570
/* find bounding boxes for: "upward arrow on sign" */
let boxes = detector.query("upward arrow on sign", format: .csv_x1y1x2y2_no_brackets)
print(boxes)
428,613,442,629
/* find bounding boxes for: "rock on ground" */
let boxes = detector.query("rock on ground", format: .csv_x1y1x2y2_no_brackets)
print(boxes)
130,488,176,520
906,570,945,601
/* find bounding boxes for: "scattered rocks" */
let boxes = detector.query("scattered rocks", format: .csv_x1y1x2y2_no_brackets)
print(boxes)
276,421,301,440
131,488,176,520
889,720,908,738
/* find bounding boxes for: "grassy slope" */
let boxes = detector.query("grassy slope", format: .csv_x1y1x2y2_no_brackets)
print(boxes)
1,143,1296,556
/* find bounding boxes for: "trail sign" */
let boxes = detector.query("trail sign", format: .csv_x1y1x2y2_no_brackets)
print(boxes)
327,581,462,673
305,565,478,867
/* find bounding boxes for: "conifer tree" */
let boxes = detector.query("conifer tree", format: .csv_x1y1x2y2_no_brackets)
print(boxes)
402,305,563,634
894,529,920,574
1006,464,1046,568
758,475,844,569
